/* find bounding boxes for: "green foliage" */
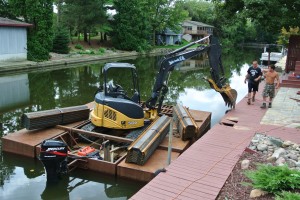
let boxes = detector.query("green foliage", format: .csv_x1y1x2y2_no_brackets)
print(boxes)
182,0,215,24
27,37,51,61
277,27,300,47
275,191,300,200
245,164,300,194
61,0,107,42
147,0,188,45
75,44,84,50
98,48,105,53
112,0,152,52
52,28,70,54
10,0,54,61
0,0,15,18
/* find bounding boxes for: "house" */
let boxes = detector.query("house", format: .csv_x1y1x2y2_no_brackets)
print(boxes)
182,20,214,41
0,17,32,61
156,28,183,46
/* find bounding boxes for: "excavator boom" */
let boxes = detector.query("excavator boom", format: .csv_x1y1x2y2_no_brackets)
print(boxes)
146,35,237,112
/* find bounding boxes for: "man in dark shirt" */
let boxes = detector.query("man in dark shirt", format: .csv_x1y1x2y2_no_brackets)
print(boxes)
244,60,262,105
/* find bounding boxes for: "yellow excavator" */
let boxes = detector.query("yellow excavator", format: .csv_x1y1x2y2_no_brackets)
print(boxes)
90,35,237,130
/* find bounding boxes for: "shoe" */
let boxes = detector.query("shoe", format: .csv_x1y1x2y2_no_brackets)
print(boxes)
260,103,266,109
252,96,255,102
268,103,272,108
247,99,251,105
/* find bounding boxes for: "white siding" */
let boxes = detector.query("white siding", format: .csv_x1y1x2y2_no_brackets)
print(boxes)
0,27,28,61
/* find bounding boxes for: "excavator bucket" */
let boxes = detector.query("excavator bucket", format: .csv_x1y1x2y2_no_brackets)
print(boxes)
206,78,237,108
220,86,237,108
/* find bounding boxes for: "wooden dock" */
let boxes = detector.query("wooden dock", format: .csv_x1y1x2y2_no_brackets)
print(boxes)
130,81,300,199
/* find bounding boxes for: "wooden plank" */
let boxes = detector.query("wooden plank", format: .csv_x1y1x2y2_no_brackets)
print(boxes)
1,121,88,157
118,149,180,182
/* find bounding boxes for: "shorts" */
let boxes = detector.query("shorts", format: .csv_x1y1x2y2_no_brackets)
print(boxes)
248,81,259,93
262,84,275,98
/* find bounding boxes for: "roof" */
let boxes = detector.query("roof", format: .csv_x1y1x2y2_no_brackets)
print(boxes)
0,17,32,27
183,20,214,28
103,63,136,72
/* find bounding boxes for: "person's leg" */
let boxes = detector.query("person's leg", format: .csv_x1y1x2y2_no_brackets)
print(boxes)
252,83,258,103
247,83,252,105
252,91,256,102
268,85,275,108
261,85,268,108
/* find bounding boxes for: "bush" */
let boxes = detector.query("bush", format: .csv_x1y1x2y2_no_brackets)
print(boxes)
75,44,84,50
245,164,300,194
52,29,70,54
276,191,300,200
98,48,105,53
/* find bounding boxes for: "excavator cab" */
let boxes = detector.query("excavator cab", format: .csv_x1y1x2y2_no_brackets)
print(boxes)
90,63,145,129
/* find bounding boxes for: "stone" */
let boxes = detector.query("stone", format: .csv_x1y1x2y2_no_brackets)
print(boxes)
287,153,298,161
249,146,256,150
241,159,250,169
282,140,293,147
266,156,276,162
272,148,286,159
286,159,297,168
275,157,286,165
269,138,283,147
257,143,268,151
250,189,268,198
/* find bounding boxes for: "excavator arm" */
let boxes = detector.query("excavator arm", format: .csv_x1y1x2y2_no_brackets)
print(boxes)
145,35,237,114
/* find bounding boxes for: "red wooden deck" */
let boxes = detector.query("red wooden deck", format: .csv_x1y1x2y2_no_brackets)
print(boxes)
131,81,300,200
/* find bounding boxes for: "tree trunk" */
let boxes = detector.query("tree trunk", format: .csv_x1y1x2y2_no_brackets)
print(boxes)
69,28,73,44
100,32,103,42
104,33,107,41
152,30,156,46
84,30,88,42
57,0,63,25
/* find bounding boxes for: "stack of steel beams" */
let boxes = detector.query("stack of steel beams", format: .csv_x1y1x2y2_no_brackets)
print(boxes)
126,115,171,165
173,104,197,141
22,105,90,130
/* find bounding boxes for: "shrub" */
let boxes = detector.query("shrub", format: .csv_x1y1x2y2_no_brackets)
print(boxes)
276,191,300,200
52,29,70,54
75,44,84,50
98,48,105,53
245,164,300,194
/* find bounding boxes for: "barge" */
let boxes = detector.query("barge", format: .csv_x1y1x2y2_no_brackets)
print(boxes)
1,104,211,182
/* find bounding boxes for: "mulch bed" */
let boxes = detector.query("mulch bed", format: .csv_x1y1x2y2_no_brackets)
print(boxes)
217,150,275,200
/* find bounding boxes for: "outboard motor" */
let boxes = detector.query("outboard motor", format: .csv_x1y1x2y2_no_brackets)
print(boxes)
39,139,68,182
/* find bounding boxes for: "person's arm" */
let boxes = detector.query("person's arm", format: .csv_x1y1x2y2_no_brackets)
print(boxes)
254,69,262,82
244,74,249,84
275,73,280,89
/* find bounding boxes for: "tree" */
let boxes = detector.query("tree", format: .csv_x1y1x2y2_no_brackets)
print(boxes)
147,0,188,46
112,0,152,51
0,0,15,18
277,26,300,47
182,0,215,24
61,0,107,44
52,28,70,54
10,0,54,61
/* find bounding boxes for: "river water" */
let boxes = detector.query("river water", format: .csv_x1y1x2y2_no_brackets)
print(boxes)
0,49,260,200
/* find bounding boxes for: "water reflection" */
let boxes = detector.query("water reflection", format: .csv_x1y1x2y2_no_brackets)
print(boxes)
178,63,250,125
0,74,30,112
0,152,144,200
